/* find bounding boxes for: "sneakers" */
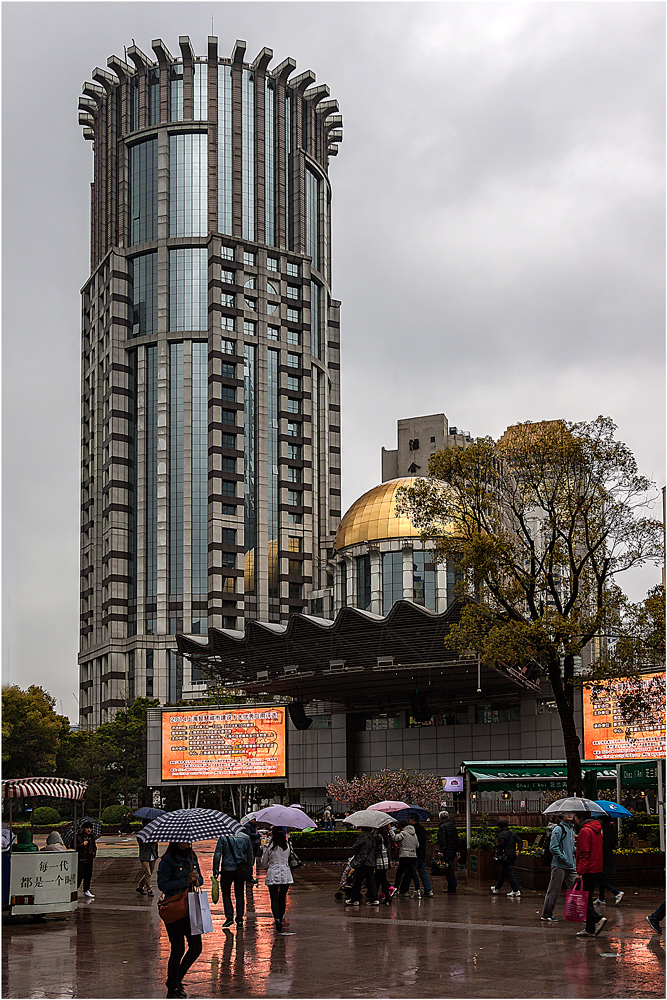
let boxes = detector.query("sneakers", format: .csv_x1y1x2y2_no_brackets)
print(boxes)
540,915,558,922
412,890,422,898
425,891,434,897
647,915,662,934
136,886,145,895
593,898,605,905
275,919,283,932
615,892,624,905
507,890,521,897
490,886,501,894
576,929,595,938
345,899,360,906
365,900,380,905
222,918,234,927
593,917,607,937
147,890,154,898
84,890,95,898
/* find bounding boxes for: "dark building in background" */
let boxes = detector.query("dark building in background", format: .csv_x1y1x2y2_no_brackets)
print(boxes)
78,36,343,724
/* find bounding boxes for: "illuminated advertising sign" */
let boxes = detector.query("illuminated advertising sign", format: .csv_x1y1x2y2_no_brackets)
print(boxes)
161,706,286,782
442,776,464,792
583,672,665,761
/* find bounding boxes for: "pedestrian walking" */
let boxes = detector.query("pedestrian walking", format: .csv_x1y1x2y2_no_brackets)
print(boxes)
41,831,67,853
213,829,254,927
539,812,576,921
157,842,204,999
345,826,379,906
261,826,294,931
243,818,262,883
593,816,624,906
412,814,434,897
573,814,606,938
647,900,665,934
490,819,522,897
136,822,159,898
436,810,460,894
76,821,97,898
322,805,335,830
374,826,395,902
391,819,420,896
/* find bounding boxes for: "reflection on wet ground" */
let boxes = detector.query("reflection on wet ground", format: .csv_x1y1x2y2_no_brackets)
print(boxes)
2,838,664,998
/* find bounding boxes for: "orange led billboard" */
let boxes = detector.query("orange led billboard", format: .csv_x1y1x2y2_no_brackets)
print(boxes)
583,672,665,761
161,707,286,782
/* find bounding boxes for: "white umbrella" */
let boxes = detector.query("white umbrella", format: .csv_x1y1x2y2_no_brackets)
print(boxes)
240,812,258,826
343,809,395,829
543,797,607,816
253,804,316,830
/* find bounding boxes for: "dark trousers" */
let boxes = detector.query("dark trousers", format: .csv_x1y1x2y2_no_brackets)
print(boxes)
375,868,392,898
596,874,621,902
220,870,246,920
77,860,93,892
349,864,377,902
268,883,289,921
650,900,665,923
397,858,419,893
165,915,202,988
443,852,458,892
582,873,601,932
494,861,519,893
415,859,432,893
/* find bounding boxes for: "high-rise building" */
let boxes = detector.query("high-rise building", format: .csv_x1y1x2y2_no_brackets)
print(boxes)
381,413,471,481
77,36,342,725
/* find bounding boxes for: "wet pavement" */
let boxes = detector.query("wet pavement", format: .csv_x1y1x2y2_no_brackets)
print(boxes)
2,836,664,999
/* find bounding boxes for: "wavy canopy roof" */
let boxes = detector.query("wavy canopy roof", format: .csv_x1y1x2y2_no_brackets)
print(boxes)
176,599,540,709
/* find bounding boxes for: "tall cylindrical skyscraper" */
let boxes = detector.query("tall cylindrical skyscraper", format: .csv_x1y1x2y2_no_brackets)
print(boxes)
78,36,342,725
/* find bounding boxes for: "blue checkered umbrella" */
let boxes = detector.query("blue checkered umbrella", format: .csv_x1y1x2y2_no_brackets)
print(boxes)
135,808,242,844
133,807,166,821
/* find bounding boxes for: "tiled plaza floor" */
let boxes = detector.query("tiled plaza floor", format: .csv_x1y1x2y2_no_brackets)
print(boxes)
2,837,664,999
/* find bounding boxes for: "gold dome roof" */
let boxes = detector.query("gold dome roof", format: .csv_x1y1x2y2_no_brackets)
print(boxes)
334,478,425,550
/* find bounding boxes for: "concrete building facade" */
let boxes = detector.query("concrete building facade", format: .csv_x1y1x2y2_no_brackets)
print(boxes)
78,36,342,725
382,413,471,481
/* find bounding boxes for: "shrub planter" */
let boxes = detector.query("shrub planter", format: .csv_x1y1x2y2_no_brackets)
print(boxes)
467,849,496,884
612,852,665,887
295,847,353,862
513,854,551,891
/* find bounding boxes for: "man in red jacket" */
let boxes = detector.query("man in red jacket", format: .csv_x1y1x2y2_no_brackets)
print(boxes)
574,816,606,937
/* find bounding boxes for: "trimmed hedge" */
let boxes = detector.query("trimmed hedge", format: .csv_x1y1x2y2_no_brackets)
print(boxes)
31,806,61,825
290,830,359,847
101,804,131,825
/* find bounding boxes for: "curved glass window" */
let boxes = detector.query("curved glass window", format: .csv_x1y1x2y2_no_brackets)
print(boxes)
129,76,139,132
244,344,256,594
193,63,208,120
310,281,320,358
130,253,157,337
413,550,436,609
265,79,276,246
305,168,320,269
170,133,208,237
169,344,184,598
147,69,159,126
169,248,207,331
129,138,157,245
192,343,208,598
241,70,255,241
382,551,403,614
145,346,158,599
268,349,279,597
170,64,184,122
356,554,371,611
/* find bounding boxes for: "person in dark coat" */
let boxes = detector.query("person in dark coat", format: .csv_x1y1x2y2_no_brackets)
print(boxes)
76,822,97,898
490,819,522,897
436,810,461,894
157,842,204,998
594,816,624,906
136,821,159,897
345,827,378,905
574,816,606,938
412,814,434,896
243,819,262,883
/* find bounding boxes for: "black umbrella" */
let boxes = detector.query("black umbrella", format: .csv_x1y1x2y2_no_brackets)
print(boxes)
133,807,166,821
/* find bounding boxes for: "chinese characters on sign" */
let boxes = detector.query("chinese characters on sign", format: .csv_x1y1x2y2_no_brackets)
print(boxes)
161,706,287,782
583,672,666,761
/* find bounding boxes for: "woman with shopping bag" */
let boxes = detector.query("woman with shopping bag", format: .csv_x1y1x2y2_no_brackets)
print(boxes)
157,843,204,998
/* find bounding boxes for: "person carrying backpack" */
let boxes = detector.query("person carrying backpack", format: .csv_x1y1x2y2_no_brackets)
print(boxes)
490,819,523,897
540,812,576,921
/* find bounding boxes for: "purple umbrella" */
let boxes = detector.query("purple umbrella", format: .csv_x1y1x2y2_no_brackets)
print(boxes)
252,805,316,830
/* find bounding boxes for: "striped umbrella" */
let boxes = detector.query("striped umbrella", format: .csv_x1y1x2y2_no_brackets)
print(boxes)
136,808,242,844
1,777,87,801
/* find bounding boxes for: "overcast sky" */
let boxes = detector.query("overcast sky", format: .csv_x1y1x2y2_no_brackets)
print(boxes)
2,2,664,721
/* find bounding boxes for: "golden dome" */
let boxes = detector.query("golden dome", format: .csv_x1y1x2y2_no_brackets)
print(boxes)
334,478,425,550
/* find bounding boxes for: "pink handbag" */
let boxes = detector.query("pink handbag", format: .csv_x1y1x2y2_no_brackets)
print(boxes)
563,879,588,922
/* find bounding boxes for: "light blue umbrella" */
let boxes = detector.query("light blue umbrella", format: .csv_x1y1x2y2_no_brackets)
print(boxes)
594,800,633,818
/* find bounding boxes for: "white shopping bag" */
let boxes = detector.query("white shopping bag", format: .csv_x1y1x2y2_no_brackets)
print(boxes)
188,890,214,934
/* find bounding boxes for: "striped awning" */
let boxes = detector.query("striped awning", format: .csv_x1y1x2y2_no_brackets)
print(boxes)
1,777,88,800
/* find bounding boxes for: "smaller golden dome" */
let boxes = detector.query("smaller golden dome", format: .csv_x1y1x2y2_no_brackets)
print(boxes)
334,478,425,550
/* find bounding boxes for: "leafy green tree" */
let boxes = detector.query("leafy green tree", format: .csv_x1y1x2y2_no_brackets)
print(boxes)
2,685,69,778
396,416,663,794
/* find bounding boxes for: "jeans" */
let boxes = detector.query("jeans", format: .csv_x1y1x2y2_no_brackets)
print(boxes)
220,870,246,920
582,873,602,932
165,915,202,988
596,874,621,902
397,858,419,893
137,859,156,891
348,865,377,902
650,900,665,924
415,859,432,893
78,861,94,893
541,866,576,917
494,861,519,893
268,883,289,921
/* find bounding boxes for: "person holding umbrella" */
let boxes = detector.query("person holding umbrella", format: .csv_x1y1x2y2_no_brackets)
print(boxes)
76,821,98,898
136,820,160,898
539,812,577,921
345,825,379,906
261,826,293,931
157,842,204,998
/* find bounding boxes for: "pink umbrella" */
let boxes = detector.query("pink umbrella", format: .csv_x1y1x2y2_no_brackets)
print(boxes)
369,800,410,813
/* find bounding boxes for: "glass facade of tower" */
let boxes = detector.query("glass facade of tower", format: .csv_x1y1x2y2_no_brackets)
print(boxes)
78,38,342,724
